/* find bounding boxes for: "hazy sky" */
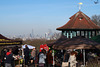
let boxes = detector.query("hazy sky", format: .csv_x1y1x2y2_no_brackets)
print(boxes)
0,0,100,37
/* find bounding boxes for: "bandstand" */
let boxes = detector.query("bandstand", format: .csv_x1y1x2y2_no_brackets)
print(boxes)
57,11,100,38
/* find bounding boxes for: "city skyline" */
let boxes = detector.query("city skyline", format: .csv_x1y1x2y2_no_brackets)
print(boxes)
0,0,100,37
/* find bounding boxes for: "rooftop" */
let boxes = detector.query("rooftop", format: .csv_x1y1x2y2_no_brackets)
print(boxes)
57,11,100,30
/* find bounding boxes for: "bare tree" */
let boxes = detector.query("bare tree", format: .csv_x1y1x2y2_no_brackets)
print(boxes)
91,15,100,26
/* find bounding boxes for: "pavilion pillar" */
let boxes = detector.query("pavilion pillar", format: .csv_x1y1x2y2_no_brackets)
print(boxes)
92,31,94,37
66,31,69,38
69,31,70,38
94,31,96,36
96,31,98,36
84,31,86,37
71,31,72,38
97,31,99,35
89,31,91,38
62,30,64,36
98,31,99,35
98,31,100,35
76,31,77,36
87,31,89,38
66,31,67,37
99,31,100,35
80,31,81,36
91,31,93,38
67,31,69,38
73,31,76,37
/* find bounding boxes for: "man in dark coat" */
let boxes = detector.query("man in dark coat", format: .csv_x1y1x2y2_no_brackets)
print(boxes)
1,48,8,67
24,45,30,66
5,48,14,67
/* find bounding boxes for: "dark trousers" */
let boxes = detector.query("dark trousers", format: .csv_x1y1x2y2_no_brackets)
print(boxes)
11,61,15,67
48,64,52,67
25,56,29,65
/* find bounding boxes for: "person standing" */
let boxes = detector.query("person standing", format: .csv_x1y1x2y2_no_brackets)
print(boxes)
1,48,8,67
68,51,77,67
24,45,30,67
34,48,38,67
47,49,53,67
38,49,46,67
63,51,70,62
5,48,14,67
31,48,36,64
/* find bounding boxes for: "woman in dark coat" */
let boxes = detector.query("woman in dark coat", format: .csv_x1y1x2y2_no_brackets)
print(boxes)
47,49,53,67
63,51,70,62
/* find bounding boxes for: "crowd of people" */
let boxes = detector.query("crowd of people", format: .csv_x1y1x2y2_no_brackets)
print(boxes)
23,45,53,67
0,45,53,67
0,45,100,67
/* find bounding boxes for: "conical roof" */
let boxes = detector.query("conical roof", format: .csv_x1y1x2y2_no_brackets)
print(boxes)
57,11,100,30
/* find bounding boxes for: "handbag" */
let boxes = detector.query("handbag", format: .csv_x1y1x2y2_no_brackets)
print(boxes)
62,62,69,67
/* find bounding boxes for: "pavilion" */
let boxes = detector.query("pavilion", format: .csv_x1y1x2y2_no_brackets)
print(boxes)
47,10,100,67
57,11,100,38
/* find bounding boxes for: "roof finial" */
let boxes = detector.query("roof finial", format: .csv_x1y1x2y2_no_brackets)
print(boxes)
78,2,83,11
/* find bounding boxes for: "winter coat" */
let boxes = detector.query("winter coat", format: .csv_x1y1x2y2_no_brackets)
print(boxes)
64,53,70,62
31,50,36,58
68,54,77,67
24,47,30,58
5,52,14,63
47,52,53,64
39,53,46,64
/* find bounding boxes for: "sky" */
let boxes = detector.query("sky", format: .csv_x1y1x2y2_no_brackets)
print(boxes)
0,0,100,37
